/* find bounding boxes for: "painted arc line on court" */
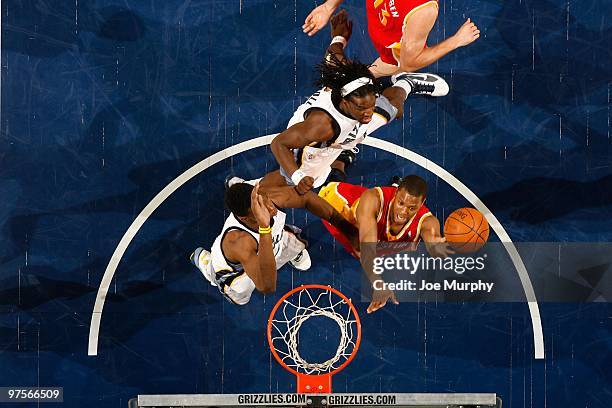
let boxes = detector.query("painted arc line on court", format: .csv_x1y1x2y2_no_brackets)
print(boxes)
87,134,275,356
88,135,544,360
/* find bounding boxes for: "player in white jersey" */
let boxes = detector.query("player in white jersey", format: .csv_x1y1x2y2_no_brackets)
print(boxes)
259,10,449,194
191,182,358,305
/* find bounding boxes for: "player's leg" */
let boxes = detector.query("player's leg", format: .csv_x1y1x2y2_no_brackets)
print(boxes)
223,274,257,305
367,73,449,128
327,149,357,183
316,182,362,254
275,227,311,271
322,219,360,258
190,249,256,305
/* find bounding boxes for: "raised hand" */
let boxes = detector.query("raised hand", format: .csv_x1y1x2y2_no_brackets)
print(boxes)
251,183,272,228
367,287,399,314
330,9,353,41
453,18,480,47
303,2,336,36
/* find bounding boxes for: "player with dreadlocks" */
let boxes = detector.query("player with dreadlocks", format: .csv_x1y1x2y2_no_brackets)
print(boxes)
256,10,449,196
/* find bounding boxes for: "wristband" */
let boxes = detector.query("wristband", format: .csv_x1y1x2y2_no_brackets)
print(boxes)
291,169,306,186
330,36,347,49
258,226,272,234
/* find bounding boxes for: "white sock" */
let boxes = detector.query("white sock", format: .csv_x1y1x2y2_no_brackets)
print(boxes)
392,79,412,97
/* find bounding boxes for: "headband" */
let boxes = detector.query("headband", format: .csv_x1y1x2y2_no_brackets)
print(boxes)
340,77,373,97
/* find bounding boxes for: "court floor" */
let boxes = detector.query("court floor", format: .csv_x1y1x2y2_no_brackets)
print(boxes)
1,1,611,407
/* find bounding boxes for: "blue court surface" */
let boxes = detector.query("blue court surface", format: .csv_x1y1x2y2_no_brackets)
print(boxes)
1,0,611,407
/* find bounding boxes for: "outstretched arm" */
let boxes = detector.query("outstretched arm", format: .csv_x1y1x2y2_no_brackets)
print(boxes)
224,230,276,294
420,216,454,258
355,189,399,313
303,192,359,249
260,186,359,249
399,5,480,72
303,0,344,36
324,10,352,64
270,112,335,194
224,185,277,294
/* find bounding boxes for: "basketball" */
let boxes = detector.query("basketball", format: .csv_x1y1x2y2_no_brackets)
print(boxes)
443,208,489,253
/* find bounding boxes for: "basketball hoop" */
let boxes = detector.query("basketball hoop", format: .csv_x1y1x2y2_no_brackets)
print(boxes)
267,285,361,394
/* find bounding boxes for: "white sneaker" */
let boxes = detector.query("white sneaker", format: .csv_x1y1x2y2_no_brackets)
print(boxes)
190,247,217,286
392,72,449,97
290,249,311,271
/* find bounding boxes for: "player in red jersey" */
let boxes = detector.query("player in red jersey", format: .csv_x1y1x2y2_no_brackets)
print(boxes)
303,0,480,77
318,175,453,312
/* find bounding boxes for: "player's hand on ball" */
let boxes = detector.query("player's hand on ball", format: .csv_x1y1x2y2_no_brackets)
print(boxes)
295,176,315,195
330,9,353,41
303,3,336,36
453,18,480,47
428,228,455,258
430,237,455,258
251,183,272,227
367,287,399,314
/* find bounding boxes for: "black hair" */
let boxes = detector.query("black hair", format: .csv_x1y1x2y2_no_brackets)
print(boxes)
224,183,253,217
315,55,382,105
398,175,428,199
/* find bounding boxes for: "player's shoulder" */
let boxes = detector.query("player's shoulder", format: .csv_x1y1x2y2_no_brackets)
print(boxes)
362,186,382,198
223,228,257,248
304,108,334,123
360,187,385,208
222,228,258,262
421,212,438,227
301,108,337,138
419,212,440,239
373,185,398,203
377,185,398,195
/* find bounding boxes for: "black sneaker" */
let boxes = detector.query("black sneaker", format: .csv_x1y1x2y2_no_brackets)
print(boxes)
392,72,449,97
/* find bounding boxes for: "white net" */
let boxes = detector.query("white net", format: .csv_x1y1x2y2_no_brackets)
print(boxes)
269,286,359,375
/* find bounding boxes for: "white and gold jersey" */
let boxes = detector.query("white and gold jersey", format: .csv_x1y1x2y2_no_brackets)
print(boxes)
206,210,306,305
285,88,396,187
209,210,286,305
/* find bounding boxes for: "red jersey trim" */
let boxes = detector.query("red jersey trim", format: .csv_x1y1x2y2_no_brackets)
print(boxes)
374,187,385,222
414,211,432,241
402,1,439,29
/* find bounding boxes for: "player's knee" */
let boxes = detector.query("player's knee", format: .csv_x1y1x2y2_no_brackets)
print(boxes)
226,276,257,305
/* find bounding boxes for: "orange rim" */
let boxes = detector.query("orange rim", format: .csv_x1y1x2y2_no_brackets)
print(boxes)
266,284,362,377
